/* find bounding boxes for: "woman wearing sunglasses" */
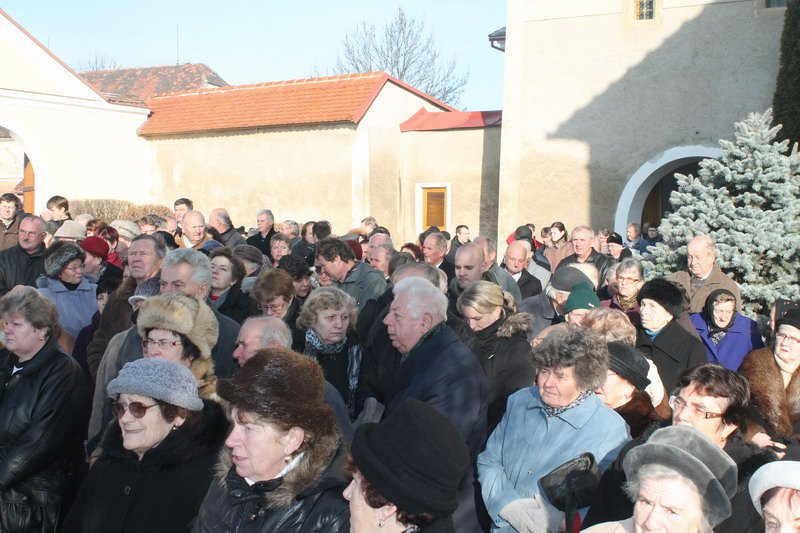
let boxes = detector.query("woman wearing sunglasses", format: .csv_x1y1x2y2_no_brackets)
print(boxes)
64,357,228,532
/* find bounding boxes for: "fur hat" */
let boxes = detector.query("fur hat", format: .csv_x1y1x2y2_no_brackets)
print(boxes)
606,232,624,246
44,241,86,278
136,292,218,359
637,278,685,318
217,347,336,439
352,398,469,518
776,308,800,332
53,220,87,241
111,219,141,241
624,426,738,526
108,357,203,411
748,460,800,517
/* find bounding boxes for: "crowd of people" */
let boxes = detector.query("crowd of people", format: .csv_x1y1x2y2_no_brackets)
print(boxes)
0,192,797,532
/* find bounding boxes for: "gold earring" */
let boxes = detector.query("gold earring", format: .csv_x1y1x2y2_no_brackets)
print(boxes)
284,455,292,463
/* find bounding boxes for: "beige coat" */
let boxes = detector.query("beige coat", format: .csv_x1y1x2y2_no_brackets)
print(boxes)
667,263,741,313
582,517,635,532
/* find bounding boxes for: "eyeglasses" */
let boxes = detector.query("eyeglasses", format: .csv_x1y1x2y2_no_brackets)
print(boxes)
141,339,182,350
260,301,287,314
668,395,724,420
616,276,641,285
18,230,44,237
112,401,158,419
776,332,800,345
64,263,86,272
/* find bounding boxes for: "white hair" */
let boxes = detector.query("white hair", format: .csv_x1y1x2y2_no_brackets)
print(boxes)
393,276,447,324
243,316,292,349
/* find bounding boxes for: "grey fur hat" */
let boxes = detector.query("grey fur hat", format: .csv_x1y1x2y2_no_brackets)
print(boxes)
108,357,203,411
624,426,738,526
44,241,86,278
111,219,141,242
637,278,685,318
748,461,800,517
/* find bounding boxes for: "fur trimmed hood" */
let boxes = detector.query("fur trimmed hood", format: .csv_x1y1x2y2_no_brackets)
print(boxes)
740,347,800,439
497,312,533,338
137,292,219,359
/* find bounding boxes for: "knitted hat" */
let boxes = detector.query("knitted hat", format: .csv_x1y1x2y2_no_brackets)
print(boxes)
564,282,600,314
108,357,203,411
606,232,624,246
111,219,141,242
637,278,685,318
53,220,87,241
550,266,593,292
607,342,651,390
624,426,737,526
748,461,800,516
776,308,800,332
44,241,86,278
278,253,312,279
352,398,469,517
233,244,264,266
217,347,336,439
80,236,109,261
136,292,219,359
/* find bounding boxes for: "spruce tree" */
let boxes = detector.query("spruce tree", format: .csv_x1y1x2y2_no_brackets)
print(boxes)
773,0,800,146
646,110,800,318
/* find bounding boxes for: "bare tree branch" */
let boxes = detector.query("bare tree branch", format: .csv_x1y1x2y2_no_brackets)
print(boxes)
80,52,118,71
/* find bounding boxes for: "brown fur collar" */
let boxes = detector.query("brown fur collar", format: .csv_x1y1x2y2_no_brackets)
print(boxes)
191,357,218,400
740,347,800,439
616,390,665,438
215,431,341,509
498,312,533,338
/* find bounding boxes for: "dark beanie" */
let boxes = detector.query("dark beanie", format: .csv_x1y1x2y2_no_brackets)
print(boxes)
607,342,651,390
637,278,684,318
777,308,800,332
606,232,623,245
351,399,469,517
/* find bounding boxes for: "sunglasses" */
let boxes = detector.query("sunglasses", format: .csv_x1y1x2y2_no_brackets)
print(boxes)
112,401,159,419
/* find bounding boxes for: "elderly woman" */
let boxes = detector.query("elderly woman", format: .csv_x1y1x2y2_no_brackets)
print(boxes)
478,326,630,532
64,358,228,532
253,268,304,350
458,280,534,432
209,246,257,324
748,460,800,532
0,286,89,532
36,241,98,341
583,426,738,533
193,348,349,532
270,233,291,267
740,308,800,450
601,258,644,328
345,398,469,532
543,221,574,271
690,289,764,370
298,287,361,417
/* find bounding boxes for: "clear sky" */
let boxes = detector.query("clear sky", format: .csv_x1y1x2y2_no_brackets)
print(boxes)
3,1,506,110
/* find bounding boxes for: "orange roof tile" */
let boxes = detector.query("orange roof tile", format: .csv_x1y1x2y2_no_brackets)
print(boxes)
400,108,502,132
138,72,455,136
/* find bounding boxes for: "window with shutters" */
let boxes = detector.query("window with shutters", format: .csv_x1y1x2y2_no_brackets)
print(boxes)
766,0,786,7
415,183,451,235
635,0,655,20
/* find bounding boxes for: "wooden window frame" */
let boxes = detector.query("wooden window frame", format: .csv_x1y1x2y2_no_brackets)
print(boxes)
415,183,451,236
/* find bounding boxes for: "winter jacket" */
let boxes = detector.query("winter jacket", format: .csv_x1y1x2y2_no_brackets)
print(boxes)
740,347,800,441
518,292,564,342
37,275,98,339
0,213,24,251
478,388,630,532
247,228,277,259
64,400,229,533
0,336,90,532
690,311,764,371
513,267,542,300
214,284,257,324
543,242,574,271
192,433,349,533
557,249,614,290
336,260,386,312
220,226,247,249
635,320,707,390
304,331,362,418
86,275,139,381
466,313,535,432
667,263,742,314
0,243,46,296
600,295,641,329
581,422,776,533
487,263,523,304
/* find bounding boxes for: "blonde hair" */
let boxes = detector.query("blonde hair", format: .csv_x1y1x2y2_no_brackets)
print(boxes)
457,280,515,316
583,307,637,346
297,287,357,331
0,285,59,338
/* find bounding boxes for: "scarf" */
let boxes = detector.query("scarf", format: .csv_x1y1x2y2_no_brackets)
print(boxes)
541,390,594,418
615,294,637,313
304,328,347,358
703,289,736,343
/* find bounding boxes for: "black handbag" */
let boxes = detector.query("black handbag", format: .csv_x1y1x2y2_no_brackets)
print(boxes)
540,452,600,530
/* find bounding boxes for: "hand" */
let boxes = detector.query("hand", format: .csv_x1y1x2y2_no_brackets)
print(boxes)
751,432,786,458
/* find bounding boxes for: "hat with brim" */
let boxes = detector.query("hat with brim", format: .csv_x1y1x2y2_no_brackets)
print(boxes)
54,220,87,241
748,460,800,516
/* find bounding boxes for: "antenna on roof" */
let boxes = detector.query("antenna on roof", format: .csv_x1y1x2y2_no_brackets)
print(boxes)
176,25,180,65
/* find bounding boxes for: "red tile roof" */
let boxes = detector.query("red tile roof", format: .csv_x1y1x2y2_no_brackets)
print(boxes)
138,72,455,137
80,63,228,104
400,108,502,132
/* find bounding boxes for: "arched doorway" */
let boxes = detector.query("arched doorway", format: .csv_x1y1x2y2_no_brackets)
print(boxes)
0,126,35,212
614,145,722,234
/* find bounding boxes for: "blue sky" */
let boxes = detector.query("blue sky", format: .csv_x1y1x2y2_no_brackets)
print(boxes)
3,1,506,110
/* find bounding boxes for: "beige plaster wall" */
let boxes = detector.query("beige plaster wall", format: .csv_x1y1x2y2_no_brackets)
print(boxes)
498,0,784,237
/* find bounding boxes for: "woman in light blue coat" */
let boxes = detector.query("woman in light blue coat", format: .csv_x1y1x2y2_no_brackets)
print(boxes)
37,241,97,341
478,326,630,532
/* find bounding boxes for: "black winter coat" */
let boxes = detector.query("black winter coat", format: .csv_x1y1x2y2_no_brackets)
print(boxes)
192,434,349,533
64,399,228,533
466,313,535,432
0,244,46,296
635,319,707,390
0,336,90,532
515,268,542,300
216,285,258,324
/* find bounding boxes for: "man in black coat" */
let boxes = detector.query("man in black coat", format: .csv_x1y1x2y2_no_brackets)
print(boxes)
423,232,456,284
556,225,613,290
581,364,776,533
0,215,46,296
502,240,542,300
245,209,276,259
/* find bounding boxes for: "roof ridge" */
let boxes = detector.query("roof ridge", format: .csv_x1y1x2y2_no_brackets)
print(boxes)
80,62,210,74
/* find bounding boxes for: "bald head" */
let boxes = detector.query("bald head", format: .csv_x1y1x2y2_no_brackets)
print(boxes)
455,243,486,290
182,210,206,244
687,235,717,279
504,241,529,275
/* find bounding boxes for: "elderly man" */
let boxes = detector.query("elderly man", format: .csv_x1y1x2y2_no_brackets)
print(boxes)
557,225,614,287
280,219,300,248
502,240,542,299
368,243,394,281
474,236,523,303
208,208,246,249
316,237,386,311
246,209,276,258
422,232,455,283
583,364,776,533
367,232,392,253
181,210,212,250
383,276,487,531
626,222,642,249
667,235,741,313
0,215,47,296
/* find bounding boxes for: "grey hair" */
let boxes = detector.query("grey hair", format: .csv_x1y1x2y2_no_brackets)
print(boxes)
565,263,600,290
368,233,394,248
473,236,496,256
572,225,596,239
624,464,712,533
393,276,447,324
243,316,292,349
256,209,274,223
21,215,47,233
282,220,299,237
627,223,641,233
617,258,644,281
545,283,570,301
688,235,716,255
604,262,619,283
162,248,212,286
212,208,232,227
435,268,448,292
424,232,448,252
74,213,94,225
532,325,608,391
376,243,396,261
131,233,168,260
391,262,441,288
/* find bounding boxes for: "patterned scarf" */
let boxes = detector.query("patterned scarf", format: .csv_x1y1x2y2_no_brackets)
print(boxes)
541,390,594,418
303,328,347,359
615,294,637,313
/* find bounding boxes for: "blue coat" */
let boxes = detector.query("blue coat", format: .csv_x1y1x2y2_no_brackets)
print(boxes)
689,312,764,371
477,388,630,532
37,275,97,339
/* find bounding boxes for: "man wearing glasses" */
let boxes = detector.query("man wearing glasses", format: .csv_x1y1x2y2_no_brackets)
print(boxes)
0,215,47,296
583,364,777,533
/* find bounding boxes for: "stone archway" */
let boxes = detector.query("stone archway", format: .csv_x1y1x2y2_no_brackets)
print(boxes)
0,121,48,214
614,145,722,235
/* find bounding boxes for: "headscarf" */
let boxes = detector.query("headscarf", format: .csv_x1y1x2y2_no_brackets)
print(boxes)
703,289,737,343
